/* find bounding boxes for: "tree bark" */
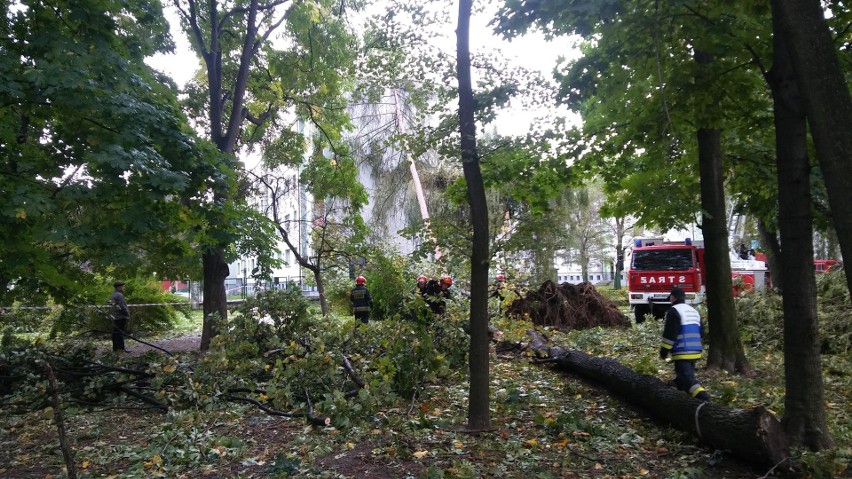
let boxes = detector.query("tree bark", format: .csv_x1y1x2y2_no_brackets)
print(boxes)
315,270,329,317
757,218,782,291
183,0,269,350
456,0,491,432
774,0,852,297
201,246,230,351
527,331,790,469
767,2,834,450
694,50,751,375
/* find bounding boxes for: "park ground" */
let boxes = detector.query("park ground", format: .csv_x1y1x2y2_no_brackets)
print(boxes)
0,289,850,479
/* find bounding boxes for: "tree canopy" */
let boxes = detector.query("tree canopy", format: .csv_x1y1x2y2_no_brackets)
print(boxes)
0,0,219,304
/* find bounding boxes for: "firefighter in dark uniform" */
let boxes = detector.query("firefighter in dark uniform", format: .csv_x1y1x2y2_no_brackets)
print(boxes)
413,274,429,297
659,286,710,401
424,274,453,315
349,275,373,324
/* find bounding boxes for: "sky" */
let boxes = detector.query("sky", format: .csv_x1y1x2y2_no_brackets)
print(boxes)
145,3,580,137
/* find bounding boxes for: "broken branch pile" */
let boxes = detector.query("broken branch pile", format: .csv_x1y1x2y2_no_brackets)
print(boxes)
506,281,629,330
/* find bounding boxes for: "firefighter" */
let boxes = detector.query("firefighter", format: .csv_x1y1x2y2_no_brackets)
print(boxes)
425,274,453,315
413,274,429,297
490,274,506,301
659,286,710,401
349,275,373,324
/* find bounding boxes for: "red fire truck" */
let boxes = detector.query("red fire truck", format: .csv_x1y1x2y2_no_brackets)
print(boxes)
627,237,768,323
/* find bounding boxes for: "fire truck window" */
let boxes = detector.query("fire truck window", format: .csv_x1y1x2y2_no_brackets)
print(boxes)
631,250,695,271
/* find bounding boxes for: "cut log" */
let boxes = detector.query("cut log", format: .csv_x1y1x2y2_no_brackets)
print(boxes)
526,330,790,469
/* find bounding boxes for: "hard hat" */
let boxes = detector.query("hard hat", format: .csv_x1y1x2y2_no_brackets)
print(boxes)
417,274,428,282
356,275,366,285
497,274,505,282
440,275,453,286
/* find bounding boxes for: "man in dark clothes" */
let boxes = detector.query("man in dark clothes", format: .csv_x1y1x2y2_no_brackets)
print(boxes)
109,281,130,353
659,286,710,401
413,274,429,297
424,275,453,315
349,275,373,324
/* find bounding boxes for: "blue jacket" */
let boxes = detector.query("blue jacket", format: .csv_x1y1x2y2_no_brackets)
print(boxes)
660,303,703,360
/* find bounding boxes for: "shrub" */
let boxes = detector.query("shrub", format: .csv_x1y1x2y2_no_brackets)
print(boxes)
815,269,852,355
734,290,784,351
49,278,189,338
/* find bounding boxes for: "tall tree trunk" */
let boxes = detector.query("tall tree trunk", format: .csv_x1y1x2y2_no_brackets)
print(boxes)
694,51,751,375
768,3,834,449
698,127,750,374
456,0,491,432
774,0,852,296
314,270,329,317
757,219,782,291
201,247,230,350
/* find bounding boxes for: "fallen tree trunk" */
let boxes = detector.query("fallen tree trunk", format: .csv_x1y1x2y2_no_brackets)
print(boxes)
527,330,790,469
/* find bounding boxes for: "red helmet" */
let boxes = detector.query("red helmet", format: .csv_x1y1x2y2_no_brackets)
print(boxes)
497,274,505,282
440,275,453,286
356,275,366,285
417,274,428,282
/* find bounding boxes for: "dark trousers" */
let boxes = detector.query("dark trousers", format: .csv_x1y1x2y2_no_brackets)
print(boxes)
354,312,369,324
674,359,710,400
112,317,128,351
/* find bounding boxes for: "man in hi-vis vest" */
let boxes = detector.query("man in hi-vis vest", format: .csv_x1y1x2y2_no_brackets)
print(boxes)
659,286,711,401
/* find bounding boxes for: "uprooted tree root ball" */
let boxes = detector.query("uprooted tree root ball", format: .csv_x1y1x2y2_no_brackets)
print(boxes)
506,280,630,330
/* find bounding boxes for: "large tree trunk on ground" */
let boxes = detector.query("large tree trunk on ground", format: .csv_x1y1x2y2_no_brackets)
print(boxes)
526,331,790,469
774,0,852,297
768,3,834,450
456,0,490,432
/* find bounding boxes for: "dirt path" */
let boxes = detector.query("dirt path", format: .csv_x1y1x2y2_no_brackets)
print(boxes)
98,332,203,357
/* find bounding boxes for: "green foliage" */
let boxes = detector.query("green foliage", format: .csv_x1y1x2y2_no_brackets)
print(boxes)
233,286,313,339
734,270,851,355
797,447,851,479
733,290,785,350
0,0,214,303
49,278,189,338
192,287,469,429
815,269,852,355
594,284,629,309
360,247,408,321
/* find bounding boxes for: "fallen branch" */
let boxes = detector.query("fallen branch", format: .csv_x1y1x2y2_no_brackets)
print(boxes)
44,362,77,479
342,355,365,389
118,385,168,411
224,394,330,427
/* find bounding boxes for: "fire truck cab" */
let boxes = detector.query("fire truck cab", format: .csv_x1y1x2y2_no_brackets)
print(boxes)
626,237,704,323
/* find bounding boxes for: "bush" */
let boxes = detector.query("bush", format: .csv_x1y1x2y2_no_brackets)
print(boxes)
734,269,851,355
361,248,409,322
734,290,784,351
48,278,189,339
815,269,852,355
